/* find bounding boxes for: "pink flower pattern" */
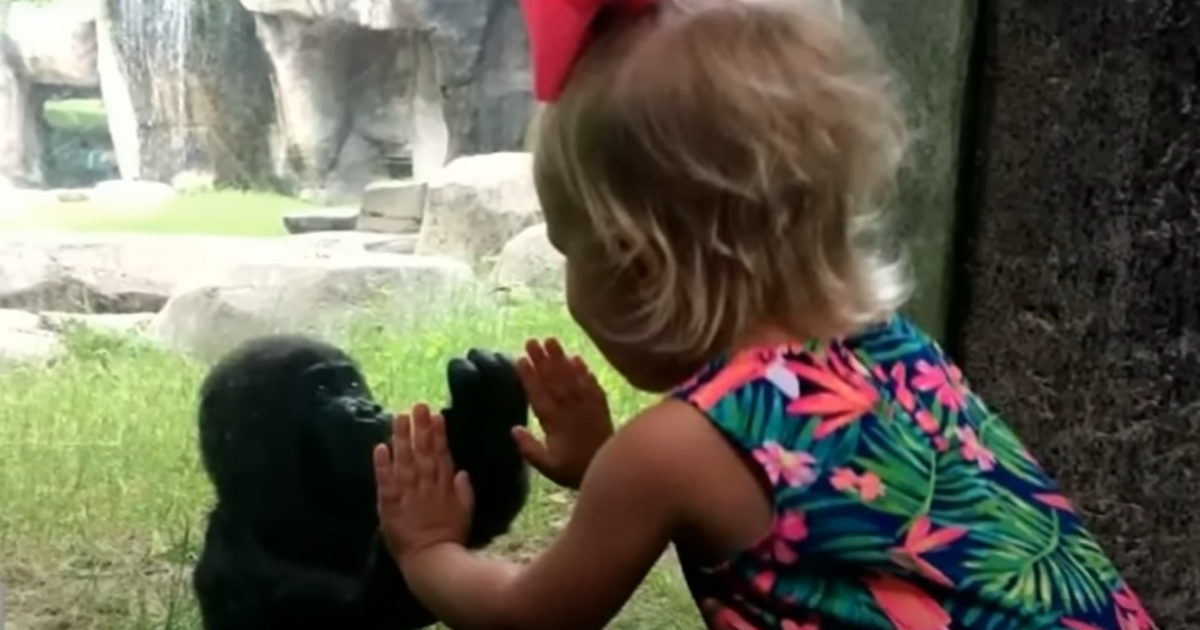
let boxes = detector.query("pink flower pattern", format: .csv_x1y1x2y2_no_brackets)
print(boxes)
754,442,817,488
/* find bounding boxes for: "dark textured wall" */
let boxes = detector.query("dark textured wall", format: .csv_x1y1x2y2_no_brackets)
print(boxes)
954,1,1199,626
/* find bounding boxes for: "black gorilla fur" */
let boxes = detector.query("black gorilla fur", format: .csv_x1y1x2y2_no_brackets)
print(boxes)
192,334,530,630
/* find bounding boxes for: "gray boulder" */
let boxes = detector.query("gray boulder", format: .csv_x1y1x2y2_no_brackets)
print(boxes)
147,254,490,358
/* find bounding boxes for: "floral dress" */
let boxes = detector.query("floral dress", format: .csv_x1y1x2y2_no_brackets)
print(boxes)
671,316,1157,630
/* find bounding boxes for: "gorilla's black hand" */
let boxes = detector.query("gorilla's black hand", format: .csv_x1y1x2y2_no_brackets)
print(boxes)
440,349,531,548
442,349,528,433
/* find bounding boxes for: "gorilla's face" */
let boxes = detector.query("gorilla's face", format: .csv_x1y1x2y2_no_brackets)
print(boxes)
296,359,392,510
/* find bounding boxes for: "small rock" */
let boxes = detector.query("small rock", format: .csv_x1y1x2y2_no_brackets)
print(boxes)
171,170,216,194
53,188,92,203
282,231,418,255
359,180,427,234
415,153,542,265
0,328,62,364
0,309,62,364
364,233,418,255
90,180,176,213
0,308,42,330
37,311,155,334
282,206,360,234
492,223,565,297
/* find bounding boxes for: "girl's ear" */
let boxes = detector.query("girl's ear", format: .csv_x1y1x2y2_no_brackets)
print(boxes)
611,235,653,281
628,251,653,281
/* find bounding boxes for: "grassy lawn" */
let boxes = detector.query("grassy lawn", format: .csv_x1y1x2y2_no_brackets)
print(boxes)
0,190,306,236
0,304,702,630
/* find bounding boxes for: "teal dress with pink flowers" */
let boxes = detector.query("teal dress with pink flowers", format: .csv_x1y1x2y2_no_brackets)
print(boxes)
670,316,1156,630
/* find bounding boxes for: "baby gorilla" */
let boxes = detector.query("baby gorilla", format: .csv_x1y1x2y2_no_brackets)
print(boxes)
192,334,529,630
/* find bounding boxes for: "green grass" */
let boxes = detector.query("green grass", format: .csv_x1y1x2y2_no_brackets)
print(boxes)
43,98,109,136
0,304,702,630
1,190,306,236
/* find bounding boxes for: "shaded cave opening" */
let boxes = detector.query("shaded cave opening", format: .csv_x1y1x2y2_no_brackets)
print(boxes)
36,86,118,188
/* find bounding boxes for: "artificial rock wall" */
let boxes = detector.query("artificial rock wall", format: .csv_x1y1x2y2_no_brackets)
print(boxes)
954,1,1200,625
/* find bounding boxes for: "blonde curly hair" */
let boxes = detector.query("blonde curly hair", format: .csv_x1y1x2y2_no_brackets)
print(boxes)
533,0,911,361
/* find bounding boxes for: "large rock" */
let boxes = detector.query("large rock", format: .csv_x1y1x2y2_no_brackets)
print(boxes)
7,0,98,87
856,0,977,341
0,232,430,313
0,0,41,187
147,254,488,358
415,153,542,266
492,223,564,298
954,2,1199,625
242,0,533,198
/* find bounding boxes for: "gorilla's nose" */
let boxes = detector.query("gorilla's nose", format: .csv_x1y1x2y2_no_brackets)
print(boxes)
350,398,387,421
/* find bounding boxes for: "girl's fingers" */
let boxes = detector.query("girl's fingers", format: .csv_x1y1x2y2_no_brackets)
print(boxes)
391,414,417,487
372,443,401,501
526,337,593,408
454,470,475,513
428,413,453,488
543,337,567,361
569,354,590,374
410,404,439,488
578,365,605,404
540,348,576,403
517,357,561,424
512,426,554,473
524,338,550,368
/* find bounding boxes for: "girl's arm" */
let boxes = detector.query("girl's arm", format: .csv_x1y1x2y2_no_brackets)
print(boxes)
399,401,696,630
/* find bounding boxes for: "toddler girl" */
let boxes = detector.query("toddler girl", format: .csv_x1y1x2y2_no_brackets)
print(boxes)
372,0,1158,628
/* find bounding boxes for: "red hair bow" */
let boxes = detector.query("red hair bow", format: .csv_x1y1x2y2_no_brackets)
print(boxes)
520,0,657,101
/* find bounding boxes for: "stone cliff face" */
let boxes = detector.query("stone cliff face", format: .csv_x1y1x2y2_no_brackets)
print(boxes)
242,0,533,201
0,22,36,189
102,0,276,186
0,0,532,198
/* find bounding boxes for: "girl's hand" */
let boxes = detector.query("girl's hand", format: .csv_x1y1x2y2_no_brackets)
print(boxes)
374,403,474,563
514,338,614,490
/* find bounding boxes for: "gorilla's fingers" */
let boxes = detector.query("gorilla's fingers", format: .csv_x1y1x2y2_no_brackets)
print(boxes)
491,351,525,392
471,350,519,388
466,348,493,369
446,356,482,403
466,349,526,405
447,356,481,381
